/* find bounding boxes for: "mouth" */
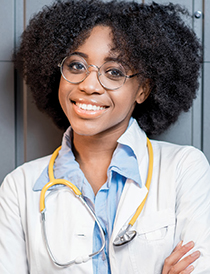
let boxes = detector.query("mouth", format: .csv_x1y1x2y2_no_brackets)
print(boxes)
71,100,108,118
75,102,106,111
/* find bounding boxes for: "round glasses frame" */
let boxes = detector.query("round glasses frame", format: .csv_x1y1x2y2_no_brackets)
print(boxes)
58,54,140,90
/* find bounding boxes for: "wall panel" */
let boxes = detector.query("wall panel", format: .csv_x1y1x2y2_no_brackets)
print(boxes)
204,0,210,61
202,0,210,162
25,0,54,24
192,0,203,150
0,0,14,61
0,0,15,183
0,63,15,182
203,63,210,161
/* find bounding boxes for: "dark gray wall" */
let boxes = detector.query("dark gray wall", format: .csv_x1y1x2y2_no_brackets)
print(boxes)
0,0,209,182
203,0,210,161
0,1,15,180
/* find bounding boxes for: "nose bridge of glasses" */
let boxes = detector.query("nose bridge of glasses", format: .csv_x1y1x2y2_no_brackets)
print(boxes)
87,64,101,75
79,64,103,90
83,64,102,86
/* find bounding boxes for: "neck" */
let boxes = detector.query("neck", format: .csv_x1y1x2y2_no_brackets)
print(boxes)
72,130,120,163
72,123,129,194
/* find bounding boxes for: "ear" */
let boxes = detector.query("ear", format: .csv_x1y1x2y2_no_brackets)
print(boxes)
135,79,151,104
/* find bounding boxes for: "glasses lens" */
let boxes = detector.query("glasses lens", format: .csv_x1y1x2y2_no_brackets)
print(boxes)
61,55,87,84
99,61,126,90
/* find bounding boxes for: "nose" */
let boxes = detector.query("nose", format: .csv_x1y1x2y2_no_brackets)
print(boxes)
78,65,104,94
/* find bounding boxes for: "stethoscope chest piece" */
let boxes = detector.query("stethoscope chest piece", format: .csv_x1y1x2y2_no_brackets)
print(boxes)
113,225,137,246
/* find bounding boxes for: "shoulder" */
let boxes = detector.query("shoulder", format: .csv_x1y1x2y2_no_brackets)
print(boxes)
151,139,210,189
6,154,51,179
1,155,51,193
151,139,209,167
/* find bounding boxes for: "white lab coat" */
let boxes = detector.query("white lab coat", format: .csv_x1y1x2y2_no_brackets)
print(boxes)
0,122,210,273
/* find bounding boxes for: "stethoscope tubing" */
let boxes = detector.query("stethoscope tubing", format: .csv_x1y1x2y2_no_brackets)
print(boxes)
41,191,105,267
39,137,153,265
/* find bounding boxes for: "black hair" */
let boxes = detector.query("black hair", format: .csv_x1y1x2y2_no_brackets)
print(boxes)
15,0,202,136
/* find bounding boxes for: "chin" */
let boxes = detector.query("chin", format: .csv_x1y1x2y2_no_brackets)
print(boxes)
71,125,100,137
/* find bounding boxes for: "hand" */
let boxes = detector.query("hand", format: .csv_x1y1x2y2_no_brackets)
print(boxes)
162,241,200,274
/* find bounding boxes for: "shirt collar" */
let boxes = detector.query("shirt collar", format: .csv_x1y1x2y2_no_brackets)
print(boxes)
33,118,147,192
117,118,147,167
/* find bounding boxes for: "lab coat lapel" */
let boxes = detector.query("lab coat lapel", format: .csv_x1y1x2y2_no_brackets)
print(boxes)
112,180,148,242
112,119,149,241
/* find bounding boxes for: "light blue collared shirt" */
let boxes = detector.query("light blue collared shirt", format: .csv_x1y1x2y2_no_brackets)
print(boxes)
33,118,142,273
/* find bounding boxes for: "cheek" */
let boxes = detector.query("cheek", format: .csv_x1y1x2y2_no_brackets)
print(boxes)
112,88,138,111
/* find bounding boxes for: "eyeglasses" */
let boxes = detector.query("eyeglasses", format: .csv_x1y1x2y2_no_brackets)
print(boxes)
58,54,140,90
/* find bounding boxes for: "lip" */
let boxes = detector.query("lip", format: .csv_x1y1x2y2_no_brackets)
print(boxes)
71,99,108,118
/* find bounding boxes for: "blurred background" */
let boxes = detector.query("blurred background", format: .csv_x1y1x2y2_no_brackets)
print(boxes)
0,0,209,182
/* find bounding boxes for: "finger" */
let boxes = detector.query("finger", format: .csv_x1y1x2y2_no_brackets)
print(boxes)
179,265,194,274
171,251,200,273
162,241,196,274
173,241,183,252
164,241,195,267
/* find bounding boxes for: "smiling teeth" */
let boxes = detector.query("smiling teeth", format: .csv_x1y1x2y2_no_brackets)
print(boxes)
77,103,105,111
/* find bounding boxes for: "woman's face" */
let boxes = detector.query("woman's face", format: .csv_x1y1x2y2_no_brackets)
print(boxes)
59,25,148,138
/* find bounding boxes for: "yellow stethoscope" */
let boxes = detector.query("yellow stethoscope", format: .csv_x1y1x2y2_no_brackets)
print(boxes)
40,138,153,267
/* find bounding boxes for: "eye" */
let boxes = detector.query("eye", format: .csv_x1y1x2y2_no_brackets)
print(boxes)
67,61,86,74
105,68,125,80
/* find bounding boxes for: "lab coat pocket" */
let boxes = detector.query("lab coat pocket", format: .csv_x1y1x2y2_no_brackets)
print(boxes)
128,208,175,274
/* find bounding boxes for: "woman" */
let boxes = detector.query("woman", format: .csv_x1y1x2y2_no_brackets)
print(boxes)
0,0,210,273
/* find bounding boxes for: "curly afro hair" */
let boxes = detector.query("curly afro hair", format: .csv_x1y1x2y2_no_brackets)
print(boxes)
15,0,202,136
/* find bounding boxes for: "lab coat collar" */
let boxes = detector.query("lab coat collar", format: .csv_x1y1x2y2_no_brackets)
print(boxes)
111,180,148,243
111,120,149,240
117,118,148,174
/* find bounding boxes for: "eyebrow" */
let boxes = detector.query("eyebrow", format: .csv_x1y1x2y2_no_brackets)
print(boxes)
72,51,88,59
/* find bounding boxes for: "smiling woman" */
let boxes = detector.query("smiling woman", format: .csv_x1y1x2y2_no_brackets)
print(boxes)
59,26,145,139
0,1,210,274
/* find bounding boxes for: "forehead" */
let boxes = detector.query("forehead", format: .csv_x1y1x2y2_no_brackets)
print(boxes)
69,25,134,71
73,26,118,61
